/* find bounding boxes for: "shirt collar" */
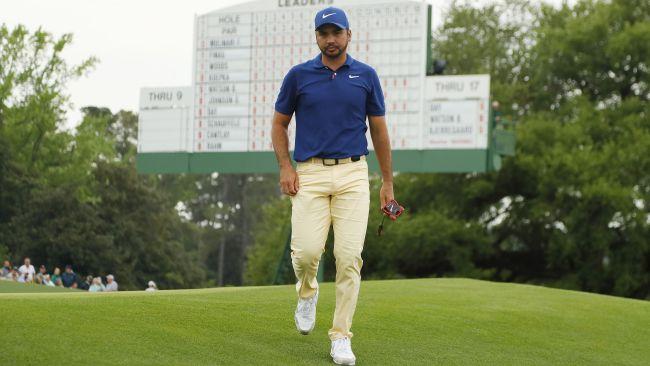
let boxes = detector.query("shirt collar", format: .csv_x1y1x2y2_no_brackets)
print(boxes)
311,53,355,69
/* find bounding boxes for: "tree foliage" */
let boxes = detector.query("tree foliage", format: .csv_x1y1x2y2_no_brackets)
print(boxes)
0,25,210,290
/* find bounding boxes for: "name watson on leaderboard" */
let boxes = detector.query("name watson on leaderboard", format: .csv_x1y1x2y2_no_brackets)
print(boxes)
278,0,334,7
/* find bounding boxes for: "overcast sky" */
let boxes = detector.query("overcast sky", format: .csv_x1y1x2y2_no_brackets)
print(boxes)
2,0,567,129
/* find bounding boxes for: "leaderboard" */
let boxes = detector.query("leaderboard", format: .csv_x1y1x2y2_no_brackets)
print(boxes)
192,0,429,152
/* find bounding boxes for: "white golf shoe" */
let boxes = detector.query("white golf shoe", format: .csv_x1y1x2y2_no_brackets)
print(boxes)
330,337,356,365
294,289,318,335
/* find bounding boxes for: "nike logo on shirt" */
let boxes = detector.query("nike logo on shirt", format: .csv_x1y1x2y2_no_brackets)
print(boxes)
322,13,336,18
348,75,360,79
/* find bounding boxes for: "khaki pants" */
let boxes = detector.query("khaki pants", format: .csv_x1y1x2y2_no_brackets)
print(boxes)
290,158,370,341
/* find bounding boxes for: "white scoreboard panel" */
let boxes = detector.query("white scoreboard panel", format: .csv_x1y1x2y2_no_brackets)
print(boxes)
192,0,430,153
423,75,490,149
138,87,193,152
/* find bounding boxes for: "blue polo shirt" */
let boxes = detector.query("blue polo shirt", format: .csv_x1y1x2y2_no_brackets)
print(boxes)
275,54,385,162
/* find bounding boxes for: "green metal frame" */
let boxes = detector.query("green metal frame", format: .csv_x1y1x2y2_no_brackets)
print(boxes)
136,149,491,174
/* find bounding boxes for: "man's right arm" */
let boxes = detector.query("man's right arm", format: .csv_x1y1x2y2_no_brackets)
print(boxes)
271,111,299,196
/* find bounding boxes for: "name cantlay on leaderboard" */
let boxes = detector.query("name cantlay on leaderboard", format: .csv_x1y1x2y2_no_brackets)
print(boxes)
278,0,334,7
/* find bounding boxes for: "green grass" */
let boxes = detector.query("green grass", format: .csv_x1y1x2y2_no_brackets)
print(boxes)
0,278,648,365
0,280,76,293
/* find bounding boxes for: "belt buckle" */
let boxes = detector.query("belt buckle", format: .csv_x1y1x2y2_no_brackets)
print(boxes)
322,158,338,166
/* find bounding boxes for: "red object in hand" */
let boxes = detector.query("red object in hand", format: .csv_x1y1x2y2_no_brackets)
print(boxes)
381,199,404,221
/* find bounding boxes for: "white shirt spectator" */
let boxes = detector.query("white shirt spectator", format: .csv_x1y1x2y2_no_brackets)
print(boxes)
88,277,105,292
105,275,118,292
145,280,157,291
18,264,35,282
43,275,55,287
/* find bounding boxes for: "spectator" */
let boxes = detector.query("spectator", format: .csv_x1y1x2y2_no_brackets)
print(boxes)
51,267,62,285
18,257,35,282
36,264,48,284
88,277,105,292
43,274,55,287
105,274,118,292
11,267,19,281
70,282,78,289
78,275,92,291
54,278,64,287
145,280,157,292
18,272,29,283
61,265,78,288
1,260,11,279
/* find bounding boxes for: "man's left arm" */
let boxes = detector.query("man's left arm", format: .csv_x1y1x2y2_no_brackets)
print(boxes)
368,115,394,209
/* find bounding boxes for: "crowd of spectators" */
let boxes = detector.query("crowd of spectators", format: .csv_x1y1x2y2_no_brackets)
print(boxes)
3,257,159,291
1,257,121,291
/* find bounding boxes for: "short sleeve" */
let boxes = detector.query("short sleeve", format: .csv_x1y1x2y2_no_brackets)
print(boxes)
366,69,385,116
275,67,298,115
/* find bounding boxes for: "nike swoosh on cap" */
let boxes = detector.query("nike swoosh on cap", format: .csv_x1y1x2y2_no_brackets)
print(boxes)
322,13,336,18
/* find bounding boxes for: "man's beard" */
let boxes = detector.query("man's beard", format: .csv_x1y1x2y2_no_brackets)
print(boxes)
320,42,348,59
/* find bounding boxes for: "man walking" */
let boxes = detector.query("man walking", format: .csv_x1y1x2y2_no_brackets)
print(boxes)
18,257,36,283
271,6,394,365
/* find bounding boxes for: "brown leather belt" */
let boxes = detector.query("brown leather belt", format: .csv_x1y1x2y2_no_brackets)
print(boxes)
304,155,365,166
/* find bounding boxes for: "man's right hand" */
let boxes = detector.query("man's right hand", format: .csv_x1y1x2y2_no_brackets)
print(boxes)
279,164,299,196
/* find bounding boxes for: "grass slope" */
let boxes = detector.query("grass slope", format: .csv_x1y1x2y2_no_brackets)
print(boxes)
0,280,76,293
0,278,648,365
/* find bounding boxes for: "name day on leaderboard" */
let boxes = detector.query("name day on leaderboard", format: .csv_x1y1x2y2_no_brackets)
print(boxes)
193,3,426,152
